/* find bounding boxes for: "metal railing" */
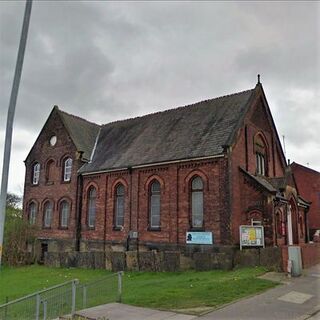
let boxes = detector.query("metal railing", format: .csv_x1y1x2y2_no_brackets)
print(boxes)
0,272,122,320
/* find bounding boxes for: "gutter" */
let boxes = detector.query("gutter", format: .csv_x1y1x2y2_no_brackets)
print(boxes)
80,154,225,176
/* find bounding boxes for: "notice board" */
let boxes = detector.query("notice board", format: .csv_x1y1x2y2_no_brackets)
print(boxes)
239,225,265,250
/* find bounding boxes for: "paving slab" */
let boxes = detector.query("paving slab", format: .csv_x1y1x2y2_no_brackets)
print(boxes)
76,303,197,320
278,291,313,304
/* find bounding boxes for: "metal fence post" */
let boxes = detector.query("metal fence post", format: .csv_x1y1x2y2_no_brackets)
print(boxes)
35,294,40,320
42,300,47,320
117,271,123,303
4,297,8,320
83,286,87,309
71,279,78,315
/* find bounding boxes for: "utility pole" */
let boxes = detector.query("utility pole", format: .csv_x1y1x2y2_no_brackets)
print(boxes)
282,135,286,158
0,0,33,268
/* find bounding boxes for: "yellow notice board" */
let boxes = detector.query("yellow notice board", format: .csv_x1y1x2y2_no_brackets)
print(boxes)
239,225,265,250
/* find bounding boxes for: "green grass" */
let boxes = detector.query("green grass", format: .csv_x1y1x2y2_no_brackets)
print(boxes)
0,265,277,313
122,267,277,310
0,265,112,303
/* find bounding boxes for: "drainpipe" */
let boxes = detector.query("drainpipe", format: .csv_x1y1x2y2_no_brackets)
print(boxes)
103,175,108,254
287,204,293,246
137,171,140,269
222,144,233,244
127,166,133,251
272,198,276,246
304,208,310,243
75,174,83,252
176,166,179,246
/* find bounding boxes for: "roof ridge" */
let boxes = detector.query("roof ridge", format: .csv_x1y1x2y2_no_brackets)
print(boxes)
291,162,320,175
58,108,101,127
101,87,255,127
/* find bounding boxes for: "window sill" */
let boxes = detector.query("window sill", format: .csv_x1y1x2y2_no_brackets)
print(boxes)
42,226,51,230
255,172,268,177
113,226,124,231
189,227,205,232
58,226,68,230
87,226,95,230
148,227,161,232
61,180,71,184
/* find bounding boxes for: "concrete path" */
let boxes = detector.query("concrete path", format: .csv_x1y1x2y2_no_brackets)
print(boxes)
200,264,320,320
75,303,197,320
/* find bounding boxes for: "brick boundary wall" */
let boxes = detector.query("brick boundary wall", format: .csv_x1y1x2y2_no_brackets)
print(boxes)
281,243,320,271
300,243,320,268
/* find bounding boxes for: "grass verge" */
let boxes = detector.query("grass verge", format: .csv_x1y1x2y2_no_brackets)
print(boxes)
122,267,277,312
0,265,277,313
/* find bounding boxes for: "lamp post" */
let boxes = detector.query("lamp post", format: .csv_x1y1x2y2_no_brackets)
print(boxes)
0,0,33,268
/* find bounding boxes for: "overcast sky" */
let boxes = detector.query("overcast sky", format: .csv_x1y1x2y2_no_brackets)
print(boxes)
0,1,319,196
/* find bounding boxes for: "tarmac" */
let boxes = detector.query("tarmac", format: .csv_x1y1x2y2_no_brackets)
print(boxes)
73,264,320,320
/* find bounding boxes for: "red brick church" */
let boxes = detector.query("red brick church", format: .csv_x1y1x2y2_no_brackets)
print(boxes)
23,81,311,262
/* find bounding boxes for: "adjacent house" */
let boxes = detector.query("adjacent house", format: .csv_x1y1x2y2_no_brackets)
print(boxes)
23,81,311,263
291,162,320,240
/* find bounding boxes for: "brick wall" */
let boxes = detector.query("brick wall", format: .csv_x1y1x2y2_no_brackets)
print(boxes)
230,93,286,245
80,157,230,249
281,243,320,271
291,163,320,233
23,109,83,250
300,243,320,268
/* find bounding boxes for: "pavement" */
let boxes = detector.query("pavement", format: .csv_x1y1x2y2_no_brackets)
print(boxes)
73,264,320,320
200,264,320,320
75,303,197,320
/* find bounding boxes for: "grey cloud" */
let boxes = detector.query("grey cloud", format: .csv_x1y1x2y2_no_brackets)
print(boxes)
0,1,319,194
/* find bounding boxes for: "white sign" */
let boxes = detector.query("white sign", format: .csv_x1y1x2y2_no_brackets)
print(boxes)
186,232,213,245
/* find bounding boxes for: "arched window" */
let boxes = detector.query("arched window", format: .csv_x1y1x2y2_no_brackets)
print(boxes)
254,134,268,176
149,180,161,229
63,158,72,182
115,184,125,228
43,201,53,228
299,216,304,239
87,187,96,228
60,201,69,228
191,176,204,228
275,212,282,236
46,160,54,183
29,202,37,225
32,163,40,185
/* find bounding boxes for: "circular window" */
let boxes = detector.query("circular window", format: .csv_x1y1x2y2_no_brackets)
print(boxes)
49,135,57,146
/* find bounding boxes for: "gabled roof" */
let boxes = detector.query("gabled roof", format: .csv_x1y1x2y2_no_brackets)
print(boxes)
240,167,278,194
291,162,320,176
57,108,100,161
298,196,311,208
80,87,256,173
268,177,286,191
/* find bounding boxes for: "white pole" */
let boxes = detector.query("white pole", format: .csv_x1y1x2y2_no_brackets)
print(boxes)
287,205,293,246
0,0,33,268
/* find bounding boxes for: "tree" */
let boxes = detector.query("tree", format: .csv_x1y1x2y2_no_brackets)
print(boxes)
6,192,22,209
3,193,37,266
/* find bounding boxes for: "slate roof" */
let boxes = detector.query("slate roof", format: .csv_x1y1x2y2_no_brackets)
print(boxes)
80,87,256,173
58,108,101,161
268,177,286,191
298,196,311,207
240,167,278,193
